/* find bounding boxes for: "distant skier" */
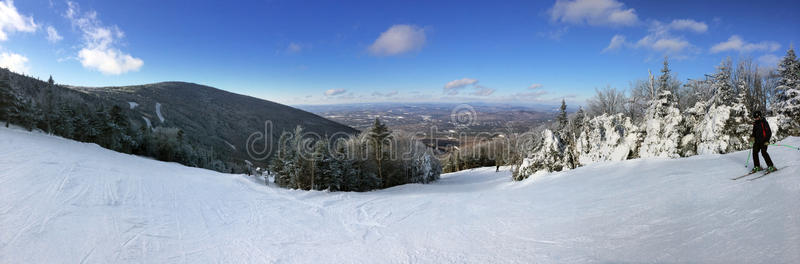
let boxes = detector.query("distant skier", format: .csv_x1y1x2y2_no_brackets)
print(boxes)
750,111,776,173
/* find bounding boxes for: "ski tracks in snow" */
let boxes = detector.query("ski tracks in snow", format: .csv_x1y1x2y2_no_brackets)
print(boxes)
2,127,800,263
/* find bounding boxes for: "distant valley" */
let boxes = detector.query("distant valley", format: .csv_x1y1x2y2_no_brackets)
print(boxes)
298,102,559,152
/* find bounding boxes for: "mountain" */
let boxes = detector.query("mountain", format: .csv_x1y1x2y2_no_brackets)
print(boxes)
1,68,357,170
76,82,358,166
2,125,798,263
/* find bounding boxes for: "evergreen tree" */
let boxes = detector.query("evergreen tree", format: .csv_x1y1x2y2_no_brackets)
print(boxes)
338,145,359,191
90,105,112,146
752,69,766,113
41,87,55,134
639,89,683,158
135,121,152,155
0,72,19,127
368,118,390,187
572,106,585,134
153,127,179,161
328,143,348,191
557,99,568,132
73,107,93,142
19,98,39,131
728,86,752,148
712,58,735,107
288,126,305,189
659,57,672,94
53,102,75,137
311,140,332,190
774,46,799,107
776,46,798,98
268,155,283,186
735,61,750,108
771,46,800,135
177,129,184,145
272,132,294,188
110,105,127,130
109,105,133,151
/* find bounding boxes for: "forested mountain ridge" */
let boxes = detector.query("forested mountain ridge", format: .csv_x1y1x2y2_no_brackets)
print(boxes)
0,68,357,173
77,82,359,167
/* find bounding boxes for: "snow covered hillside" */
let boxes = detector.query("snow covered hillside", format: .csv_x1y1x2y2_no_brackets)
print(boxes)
1,126,799,263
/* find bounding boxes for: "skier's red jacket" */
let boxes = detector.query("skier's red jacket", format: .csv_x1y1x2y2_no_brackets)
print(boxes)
752,118,772,143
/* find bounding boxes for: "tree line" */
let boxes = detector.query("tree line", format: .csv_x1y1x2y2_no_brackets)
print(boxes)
436,47,800,179
507,47,799,180
269,118,441,192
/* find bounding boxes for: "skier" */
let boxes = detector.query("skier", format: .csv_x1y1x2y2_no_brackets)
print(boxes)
750,111,776,173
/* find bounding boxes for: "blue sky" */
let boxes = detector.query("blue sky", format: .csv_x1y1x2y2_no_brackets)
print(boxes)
1,0,798,106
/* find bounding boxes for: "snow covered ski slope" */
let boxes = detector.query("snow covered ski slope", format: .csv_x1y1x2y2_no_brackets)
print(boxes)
1,126,799,263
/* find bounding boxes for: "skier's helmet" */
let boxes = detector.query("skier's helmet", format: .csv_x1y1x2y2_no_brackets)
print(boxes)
753,110,763,119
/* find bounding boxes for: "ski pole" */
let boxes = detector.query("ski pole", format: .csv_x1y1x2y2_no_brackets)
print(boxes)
769,144,800,150
745,142,752,168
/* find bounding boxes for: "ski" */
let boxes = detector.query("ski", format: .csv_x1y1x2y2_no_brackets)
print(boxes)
747,167,786,181
731,172,758,180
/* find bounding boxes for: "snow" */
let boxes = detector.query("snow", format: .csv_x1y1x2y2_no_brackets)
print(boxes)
128,102,138,110
141,116,153,130
1,126,800,263
155,102,165,123
223,140,236,150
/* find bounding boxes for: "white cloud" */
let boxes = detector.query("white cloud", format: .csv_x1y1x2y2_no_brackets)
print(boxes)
639,36,690,53
443,78,478,95
528,83,544,89
324,88,347,96
372,91,398,97
636,20,700,54
620,20,699,55
78,48,143,75
668,19,707,33
646,19,707,38
600,19,705,56
66,1,143,75
46,25,62,43
757,54,780,67
549,0,639,27
441,79,494,97
471,85,495,96
445,78,478,89
540,26,569,41
710,35,781,54
0,0,37,41
510,90,549,101
368,24,426,56
0,51,29,74
287,42,302,53
602,34,626,52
